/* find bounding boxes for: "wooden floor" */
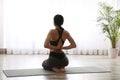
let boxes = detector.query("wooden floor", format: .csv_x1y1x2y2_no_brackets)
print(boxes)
0,54,120,80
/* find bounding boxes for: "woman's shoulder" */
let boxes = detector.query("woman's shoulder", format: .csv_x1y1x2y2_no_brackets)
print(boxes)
49,29,69,35
51,29,59,32
63,29,69,34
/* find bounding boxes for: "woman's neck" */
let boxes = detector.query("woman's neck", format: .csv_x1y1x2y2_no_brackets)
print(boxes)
55,26,61,30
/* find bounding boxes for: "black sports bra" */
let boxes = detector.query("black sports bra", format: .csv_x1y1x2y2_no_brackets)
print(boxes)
50,29,64,46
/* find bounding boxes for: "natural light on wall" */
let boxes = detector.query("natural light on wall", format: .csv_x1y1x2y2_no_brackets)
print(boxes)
4,0,117,54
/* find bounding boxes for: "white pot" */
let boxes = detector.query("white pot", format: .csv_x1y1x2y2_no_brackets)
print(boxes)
108,48,119,58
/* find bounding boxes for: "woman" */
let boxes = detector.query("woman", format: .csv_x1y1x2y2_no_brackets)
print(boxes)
42,14,76,73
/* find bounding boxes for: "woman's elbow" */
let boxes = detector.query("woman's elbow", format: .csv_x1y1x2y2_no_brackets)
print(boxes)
71,43,76,48
73,44,76,48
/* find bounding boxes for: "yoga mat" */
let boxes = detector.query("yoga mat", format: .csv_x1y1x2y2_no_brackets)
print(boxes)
3,66,111,77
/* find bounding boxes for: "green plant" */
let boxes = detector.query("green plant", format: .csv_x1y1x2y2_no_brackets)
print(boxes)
97,2,120,48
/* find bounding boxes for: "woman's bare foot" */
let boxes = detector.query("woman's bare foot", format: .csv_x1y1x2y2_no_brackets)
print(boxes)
52,67,61,73
52,67,66,73
60,67,66,72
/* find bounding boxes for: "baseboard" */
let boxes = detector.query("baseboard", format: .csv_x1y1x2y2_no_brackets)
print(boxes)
0,48,7,54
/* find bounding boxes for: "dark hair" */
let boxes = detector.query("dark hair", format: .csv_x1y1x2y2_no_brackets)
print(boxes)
54,14,64,30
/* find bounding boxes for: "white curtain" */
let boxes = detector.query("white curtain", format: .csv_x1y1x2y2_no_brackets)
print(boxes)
4,0,118,54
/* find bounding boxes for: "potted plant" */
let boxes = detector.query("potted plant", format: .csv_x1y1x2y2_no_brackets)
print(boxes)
97,2,120,58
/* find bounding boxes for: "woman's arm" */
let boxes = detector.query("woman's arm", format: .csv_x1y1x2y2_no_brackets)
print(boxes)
62,32,76,50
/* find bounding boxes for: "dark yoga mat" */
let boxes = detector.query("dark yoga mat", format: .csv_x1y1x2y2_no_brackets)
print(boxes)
3,66,111,77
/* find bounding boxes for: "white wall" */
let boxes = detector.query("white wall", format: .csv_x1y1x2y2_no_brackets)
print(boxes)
4,0,110,50
0,0,4,48
117,0,120,9
3,0,120,53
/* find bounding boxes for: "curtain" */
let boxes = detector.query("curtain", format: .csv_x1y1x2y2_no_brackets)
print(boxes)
4,0,117,55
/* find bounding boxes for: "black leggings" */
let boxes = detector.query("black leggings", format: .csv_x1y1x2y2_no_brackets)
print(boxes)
42,52,69,71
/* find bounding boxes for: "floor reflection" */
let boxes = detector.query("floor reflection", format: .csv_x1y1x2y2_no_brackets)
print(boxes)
44,74,67,80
